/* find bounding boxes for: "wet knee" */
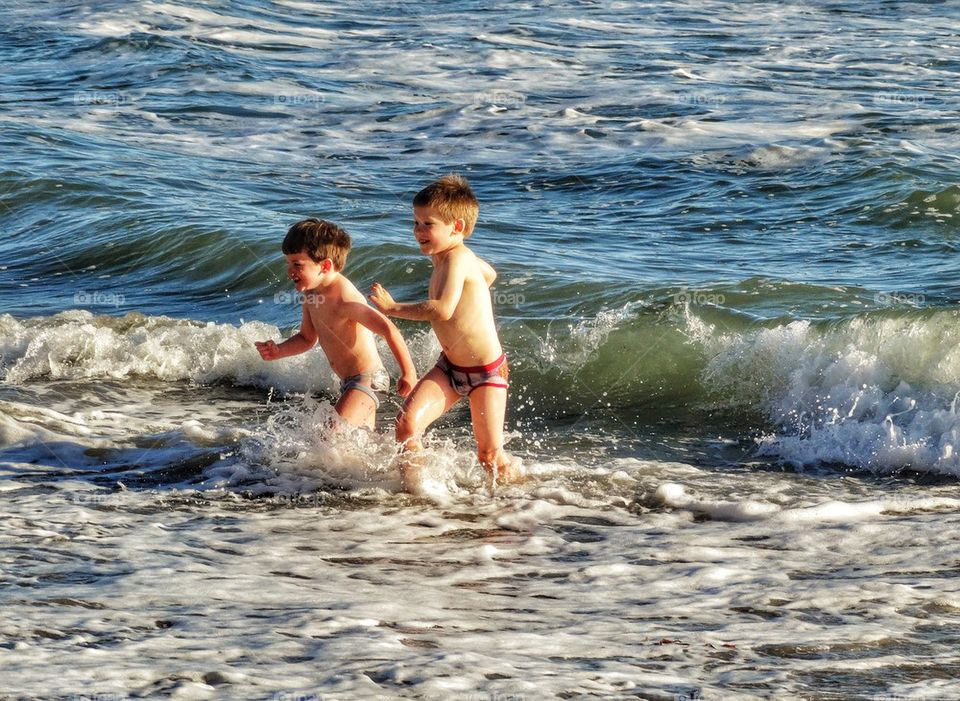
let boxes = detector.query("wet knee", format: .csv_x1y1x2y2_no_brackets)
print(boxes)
395,412,417,443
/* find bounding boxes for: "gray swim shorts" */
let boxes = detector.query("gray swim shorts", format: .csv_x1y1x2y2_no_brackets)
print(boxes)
338,368,390,408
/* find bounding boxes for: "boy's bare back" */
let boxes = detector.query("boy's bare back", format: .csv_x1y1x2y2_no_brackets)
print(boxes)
304,273,385,380
255,218,417,429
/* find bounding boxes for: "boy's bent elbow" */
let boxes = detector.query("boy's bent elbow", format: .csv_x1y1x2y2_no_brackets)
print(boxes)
431,302,455,321
296,332,318,349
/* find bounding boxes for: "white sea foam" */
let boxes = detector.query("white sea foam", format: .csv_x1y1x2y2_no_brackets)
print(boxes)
6,383,960,700
77,2,335,46
6,0,913,169
656,481,960,523
694,308,960,474
5,304,959,478
0,310,442,396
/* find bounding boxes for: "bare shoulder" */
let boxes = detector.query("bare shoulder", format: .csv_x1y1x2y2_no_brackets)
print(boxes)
446,244,482,269
332,274,382,324
331,273,363,302
456,245,489,278
326,273,376,305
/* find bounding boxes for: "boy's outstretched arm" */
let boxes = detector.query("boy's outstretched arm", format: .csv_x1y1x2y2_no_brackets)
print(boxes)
255,305,318,360
369,255,466,322
342,301,418,396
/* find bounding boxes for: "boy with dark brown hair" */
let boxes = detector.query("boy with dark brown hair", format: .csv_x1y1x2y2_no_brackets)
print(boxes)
257,218,417,428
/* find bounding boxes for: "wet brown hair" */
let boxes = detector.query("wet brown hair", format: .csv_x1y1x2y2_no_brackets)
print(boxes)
282,218,351,270
413,174,479,237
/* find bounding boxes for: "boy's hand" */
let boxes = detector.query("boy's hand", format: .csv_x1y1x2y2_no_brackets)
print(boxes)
255,340,280,361
369,283,396,314
397,372,417,397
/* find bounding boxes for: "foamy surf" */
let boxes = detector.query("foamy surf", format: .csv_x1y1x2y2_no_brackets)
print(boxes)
5,0,960,697
696,308,960,475
654,481,960,523
5,302,960,476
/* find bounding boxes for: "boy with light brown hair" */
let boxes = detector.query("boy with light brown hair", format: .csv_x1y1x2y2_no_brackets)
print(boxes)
369,175,521,489
256,218,418,429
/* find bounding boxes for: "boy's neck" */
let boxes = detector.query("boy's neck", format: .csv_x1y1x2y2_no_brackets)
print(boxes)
309,270,340,292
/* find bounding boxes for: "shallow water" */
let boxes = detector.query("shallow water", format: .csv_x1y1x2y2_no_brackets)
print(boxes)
3,1,960,699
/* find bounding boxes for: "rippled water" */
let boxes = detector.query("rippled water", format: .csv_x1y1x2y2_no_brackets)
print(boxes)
3,1,960,699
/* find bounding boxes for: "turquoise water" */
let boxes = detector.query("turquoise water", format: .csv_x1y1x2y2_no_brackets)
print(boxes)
3,2,960,699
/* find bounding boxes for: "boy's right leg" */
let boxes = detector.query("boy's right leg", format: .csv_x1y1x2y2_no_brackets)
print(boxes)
468,384,522,485
395,365,461,492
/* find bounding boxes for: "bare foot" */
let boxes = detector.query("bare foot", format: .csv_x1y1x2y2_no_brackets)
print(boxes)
399,452,427,494
498,456,525,484
485,454,525,489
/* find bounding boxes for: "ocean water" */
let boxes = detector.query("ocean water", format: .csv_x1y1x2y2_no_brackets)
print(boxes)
3,1,960,699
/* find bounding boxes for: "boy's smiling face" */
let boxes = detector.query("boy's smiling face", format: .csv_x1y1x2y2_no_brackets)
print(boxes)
413,205,464,256
285,251,328,291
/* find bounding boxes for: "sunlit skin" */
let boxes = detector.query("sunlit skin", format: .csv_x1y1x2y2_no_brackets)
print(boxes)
256,252,417,429
369,205,522,487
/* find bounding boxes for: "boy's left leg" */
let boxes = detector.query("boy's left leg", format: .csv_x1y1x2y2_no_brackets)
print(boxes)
468,385,522,484
335,388,378,429
395,366,462,493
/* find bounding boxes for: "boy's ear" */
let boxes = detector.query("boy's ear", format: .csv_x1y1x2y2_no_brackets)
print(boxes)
453,218,466,235
320,258,334,273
